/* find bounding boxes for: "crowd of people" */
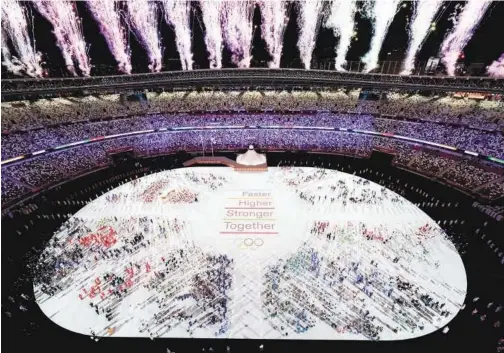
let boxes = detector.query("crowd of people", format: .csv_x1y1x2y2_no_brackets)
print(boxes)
1,91,503,132
2,155,503,352
2,126,503,203
2,112,504,161
28,170,236,339
6,165,471,342
260,168,468,340
1,89,503,205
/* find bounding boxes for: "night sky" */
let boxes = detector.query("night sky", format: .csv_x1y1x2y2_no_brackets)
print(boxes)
4,1,504,77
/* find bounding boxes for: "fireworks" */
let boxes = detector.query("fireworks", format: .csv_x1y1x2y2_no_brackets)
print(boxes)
296,0,325,70
199,0,223,69
221,0,255,68
258,0,289,69
0,0,498,77
361,0,403,73
126,0,163,73
487,53,504,78
161,0,193,71
440,0,491,76
33,0,90,76
86,0,132,74
1,27,23,75
1,0,43,77
401,0,443,75
325,0,358,72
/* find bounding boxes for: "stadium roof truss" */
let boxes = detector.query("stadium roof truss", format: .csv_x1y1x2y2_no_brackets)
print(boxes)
1,69,503,100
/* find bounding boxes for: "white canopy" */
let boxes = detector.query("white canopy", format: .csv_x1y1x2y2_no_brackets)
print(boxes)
236,145,266,166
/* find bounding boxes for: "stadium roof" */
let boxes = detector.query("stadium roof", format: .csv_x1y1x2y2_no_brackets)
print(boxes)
2,68,503,101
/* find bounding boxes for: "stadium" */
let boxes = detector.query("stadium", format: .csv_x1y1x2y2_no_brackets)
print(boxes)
1,1,504,353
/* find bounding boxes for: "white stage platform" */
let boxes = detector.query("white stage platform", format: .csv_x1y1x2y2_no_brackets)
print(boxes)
34,167,467,341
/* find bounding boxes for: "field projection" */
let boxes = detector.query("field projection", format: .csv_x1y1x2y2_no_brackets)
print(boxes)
34,167,467,340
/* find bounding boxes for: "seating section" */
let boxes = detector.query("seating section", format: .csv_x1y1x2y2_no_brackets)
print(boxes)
2,91,503,132
477,181,504,200
1,177,31,202
2,128,504,203
2,91,503,203
2,113,504,160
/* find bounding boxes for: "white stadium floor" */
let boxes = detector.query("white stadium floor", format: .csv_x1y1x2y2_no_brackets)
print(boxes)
34,167,467,341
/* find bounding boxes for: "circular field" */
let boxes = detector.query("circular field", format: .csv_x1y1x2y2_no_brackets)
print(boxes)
34,167,467,340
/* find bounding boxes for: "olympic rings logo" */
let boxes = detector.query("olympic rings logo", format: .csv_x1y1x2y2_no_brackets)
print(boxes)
235,238,264,250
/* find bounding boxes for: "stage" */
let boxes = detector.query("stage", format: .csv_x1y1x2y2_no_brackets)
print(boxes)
34,167,467,341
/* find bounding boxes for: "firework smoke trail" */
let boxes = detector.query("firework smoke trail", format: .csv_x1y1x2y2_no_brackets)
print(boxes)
126,0,163,72
325,0,358,72
258,0,289,69
361,0,402,73
401,0,443,75
1,0,43,77
221,0,255,68
33,1,90,76
199,0,223,69
440,0,491,76
296,0,325,70
86,0,131,74
1,27,24,75
487,53,504,78
161,0,193,70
